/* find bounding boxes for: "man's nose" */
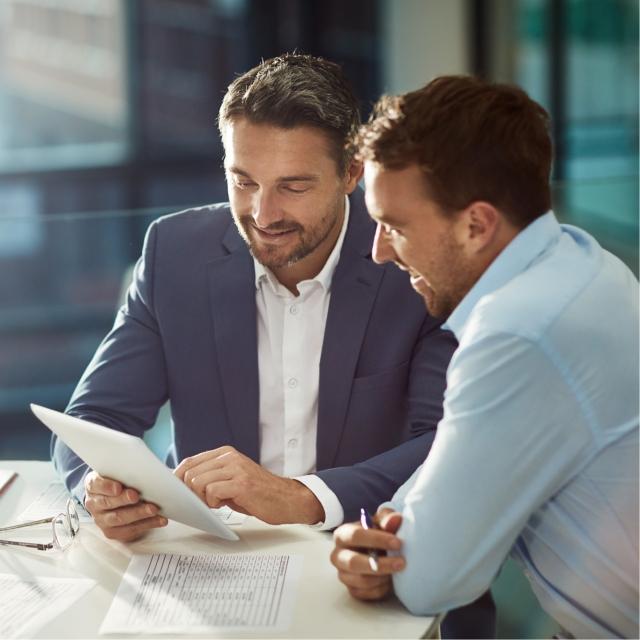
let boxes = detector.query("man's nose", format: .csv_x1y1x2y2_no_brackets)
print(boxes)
252,190,283,228
372,223,395,264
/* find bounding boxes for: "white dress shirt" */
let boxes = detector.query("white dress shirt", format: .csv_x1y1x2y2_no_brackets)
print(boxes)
253,197,350,529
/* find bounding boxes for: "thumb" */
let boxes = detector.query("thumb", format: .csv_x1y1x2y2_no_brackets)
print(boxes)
378,510,403,534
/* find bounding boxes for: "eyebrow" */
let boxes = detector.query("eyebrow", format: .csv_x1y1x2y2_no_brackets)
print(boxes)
367,207,403,229
226,166,320,183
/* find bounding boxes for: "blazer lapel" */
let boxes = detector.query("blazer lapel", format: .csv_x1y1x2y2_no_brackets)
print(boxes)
316,192,384,469
206,225,260,462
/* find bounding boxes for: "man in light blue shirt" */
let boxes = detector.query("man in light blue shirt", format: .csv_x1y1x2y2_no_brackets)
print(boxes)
330,76,639,638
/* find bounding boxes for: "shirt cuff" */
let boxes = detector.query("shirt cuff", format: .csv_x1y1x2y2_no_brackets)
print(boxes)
69,469,90,506
295,474,345,530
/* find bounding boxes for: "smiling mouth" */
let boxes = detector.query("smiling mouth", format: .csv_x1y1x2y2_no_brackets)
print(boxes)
409,271,432,288
254,226,298,238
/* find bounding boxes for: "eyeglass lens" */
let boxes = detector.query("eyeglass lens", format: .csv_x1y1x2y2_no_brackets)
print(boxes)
52,500,80,551
66,500,80,535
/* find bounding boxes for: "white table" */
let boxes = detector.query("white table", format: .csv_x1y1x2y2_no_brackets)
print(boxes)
0,461,438,639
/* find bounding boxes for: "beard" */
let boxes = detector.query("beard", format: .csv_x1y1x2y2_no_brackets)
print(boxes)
234,195,344,270
413,233,469,320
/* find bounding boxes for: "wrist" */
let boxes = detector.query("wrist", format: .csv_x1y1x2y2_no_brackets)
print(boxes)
290,479,325,525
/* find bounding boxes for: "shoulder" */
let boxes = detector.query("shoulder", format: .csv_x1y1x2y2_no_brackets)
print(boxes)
464,226,614,345
144,202,238,259
151,202,234,239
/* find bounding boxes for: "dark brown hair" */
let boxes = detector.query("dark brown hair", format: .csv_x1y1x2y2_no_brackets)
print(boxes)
218,53,360,174
355,75,553,227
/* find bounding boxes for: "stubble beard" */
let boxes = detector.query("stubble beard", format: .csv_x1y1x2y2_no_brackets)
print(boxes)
236,195,344,270
418,233,468,320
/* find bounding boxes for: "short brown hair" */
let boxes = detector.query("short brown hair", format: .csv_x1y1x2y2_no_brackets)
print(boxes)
355,75,552,228
218,53,360,174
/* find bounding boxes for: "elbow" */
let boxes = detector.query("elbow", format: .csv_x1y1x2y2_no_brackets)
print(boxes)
393,571,449,616
393,564,488,617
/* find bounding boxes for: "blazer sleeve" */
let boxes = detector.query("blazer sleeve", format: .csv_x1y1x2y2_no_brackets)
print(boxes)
51,221,169,501
315,316,456,522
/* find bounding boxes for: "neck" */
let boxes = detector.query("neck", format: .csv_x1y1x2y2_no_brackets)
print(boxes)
469,223,521,290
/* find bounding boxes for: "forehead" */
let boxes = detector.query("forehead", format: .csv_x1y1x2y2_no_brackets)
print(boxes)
364,162,430,219
222,118,337,175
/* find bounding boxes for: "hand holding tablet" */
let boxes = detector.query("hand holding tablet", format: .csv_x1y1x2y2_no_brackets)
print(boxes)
31,404,238,541
83,470,168,542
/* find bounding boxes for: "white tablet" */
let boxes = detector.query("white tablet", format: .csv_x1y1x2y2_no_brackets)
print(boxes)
31,404,239,541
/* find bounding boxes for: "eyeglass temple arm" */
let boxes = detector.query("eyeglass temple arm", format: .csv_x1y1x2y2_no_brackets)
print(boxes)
0,518,53,532
0,539,53,551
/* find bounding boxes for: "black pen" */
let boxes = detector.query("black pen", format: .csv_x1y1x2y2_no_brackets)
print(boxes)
359,508,380,572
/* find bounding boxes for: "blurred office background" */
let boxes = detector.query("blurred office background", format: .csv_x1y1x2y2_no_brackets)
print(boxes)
0,1,637,636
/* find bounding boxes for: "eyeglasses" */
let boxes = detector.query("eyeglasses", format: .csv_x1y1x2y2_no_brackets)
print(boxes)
0,499,80,551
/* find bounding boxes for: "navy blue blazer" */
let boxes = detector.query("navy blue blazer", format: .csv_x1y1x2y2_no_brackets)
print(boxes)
52,189,496,638
52,189,456,520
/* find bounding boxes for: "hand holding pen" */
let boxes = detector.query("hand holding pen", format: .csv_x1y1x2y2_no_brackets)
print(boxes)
360,508,382,571
331,508,405,601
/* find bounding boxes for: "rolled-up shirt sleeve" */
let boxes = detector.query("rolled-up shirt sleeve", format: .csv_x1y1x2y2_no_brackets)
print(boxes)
389,332,593,616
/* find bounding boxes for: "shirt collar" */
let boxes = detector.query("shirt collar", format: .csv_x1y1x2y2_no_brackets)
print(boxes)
444,210,561,339
254,195,350,294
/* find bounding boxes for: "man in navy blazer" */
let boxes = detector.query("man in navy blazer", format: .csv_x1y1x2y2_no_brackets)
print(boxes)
52,54,494,637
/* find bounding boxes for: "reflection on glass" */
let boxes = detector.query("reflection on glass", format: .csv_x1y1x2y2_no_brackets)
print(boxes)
0,0,129,171
515,0,550,108
565,0,638,181
494,0,638,278
0,207,164,418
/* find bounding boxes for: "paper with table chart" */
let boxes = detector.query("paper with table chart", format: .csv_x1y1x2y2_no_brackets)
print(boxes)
18,481,247,525
0,573,95,638
100,553,302,634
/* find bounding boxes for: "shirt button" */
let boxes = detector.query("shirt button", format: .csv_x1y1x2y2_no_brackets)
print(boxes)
289,304,298,315
287,377,298,389
288,438,298,448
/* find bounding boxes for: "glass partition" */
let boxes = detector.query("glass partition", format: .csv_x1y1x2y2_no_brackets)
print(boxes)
0,0,129,173
0,205,170,459
553,175,639,275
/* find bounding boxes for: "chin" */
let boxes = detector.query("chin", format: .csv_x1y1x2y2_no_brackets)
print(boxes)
251,249,288,269
429,304,450,320
252,243,305,270
419,291,450,320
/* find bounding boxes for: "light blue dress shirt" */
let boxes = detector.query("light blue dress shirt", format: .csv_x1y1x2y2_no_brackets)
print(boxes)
387,212,639,638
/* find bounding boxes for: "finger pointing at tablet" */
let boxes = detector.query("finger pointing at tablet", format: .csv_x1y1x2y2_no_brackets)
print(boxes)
84,471,168,542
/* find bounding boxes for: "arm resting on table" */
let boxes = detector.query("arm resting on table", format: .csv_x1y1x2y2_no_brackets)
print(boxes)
388,334,593,615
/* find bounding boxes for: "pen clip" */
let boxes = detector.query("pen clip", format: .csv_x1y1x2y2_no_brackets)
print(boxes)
360,507,372,530
360,508,380,572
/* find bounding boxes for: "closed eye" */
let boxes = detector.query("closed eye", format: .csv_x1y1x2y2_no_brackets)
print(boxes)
383,223,402,236
282,185,311,194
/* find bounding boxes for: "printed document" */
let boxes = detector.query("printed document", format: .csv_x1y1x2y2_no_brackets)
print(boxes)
18,482,92,523
100,553,302,634
0,573,95,638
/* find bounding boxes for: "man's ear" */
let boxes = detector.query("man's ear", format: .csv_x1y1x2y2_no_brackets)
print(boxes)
455,201,501,255
344,160,364,193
